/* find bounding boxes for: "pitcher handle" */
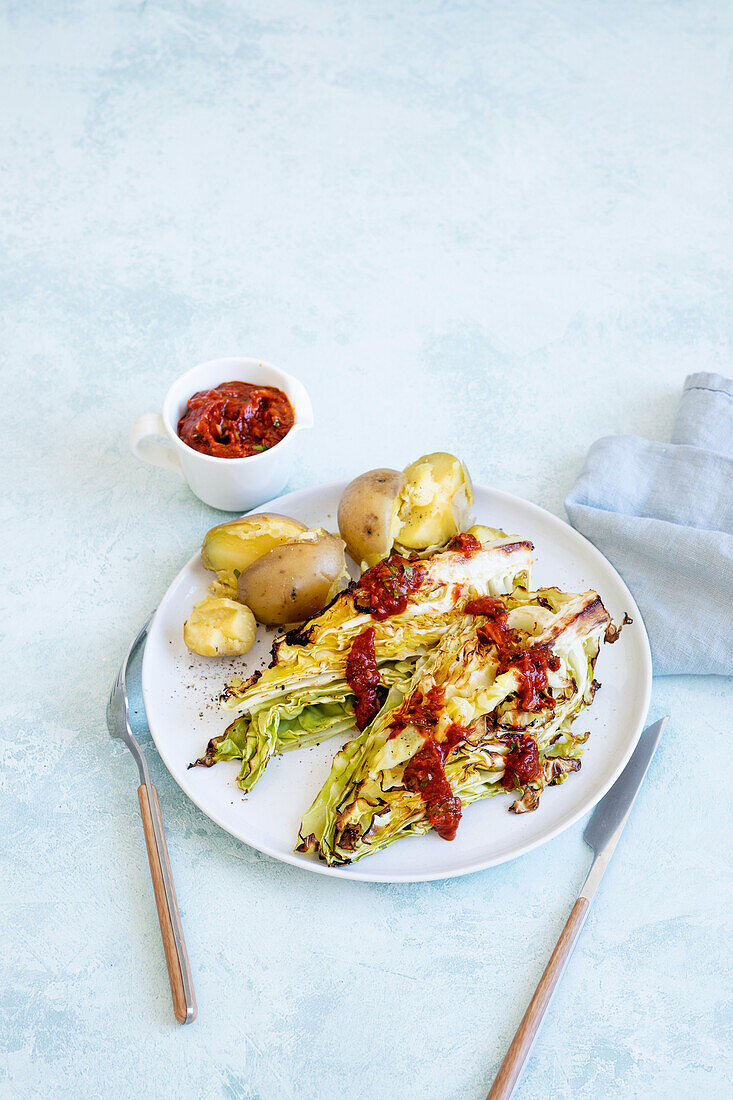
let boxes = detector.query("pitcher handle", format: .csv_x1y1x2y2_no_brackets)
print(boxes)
130,413,184,477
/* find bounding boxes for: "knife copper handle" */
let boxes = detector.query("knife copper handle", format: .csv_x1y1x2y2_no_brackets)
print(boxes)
137,784,197,1024
487,717,667,1098
487,897,589,1099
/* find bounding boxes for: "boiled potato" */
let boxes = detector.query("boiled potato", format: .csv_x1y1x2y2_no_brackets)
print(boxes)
337,469,406,568
396,452,473,550
201,513,307,596
183,596,257,657
237,530,347,625
337,453,473,566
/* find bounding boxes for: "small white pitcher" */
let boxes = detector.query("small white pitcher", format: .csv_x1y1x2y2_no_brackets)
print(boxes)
130,357,313,511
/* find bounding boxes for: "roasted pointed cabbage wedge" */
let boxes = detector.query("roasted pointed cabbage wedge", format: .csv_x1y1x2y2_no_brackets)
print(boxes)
297,587,610,865
193,529,534,791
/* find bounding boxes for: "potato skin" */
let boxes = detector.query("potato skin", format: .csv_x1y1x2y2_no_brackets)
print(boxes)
201,513,307,595
237,533,347,625
337,469,406,568
183,596,257,657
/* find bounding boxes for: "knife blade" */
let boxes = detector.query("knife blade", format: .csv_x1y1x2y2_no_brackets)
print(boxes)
581,715,668,902
487,715,669,1100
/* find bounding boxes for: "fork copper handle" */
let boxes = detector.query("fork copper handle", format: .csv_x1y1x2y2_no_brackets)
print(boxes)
138,785,197,1024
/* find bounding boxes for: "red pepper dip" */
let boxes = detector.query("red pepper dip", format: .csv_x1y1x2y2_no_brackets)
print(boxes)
501,734,542,790
353,553,426,621
403,723,467,840
177,381,294,458
465,596,560,712
346,627,381,730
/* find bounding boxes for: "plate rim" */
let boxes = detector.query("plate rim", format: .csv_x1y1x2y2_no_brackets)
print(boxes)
142,479,652,883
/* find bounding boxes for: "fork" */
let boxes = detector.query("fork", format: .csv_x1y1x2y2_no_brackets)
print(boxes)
107,613,197,1024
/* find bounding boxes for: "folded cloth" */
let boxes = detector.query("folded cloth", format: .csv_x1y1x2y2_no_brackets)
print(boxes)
565,373,733,676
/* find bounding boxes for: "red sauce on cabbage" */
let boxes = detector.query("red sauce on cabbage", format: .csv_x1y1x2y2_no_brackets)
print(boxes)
353,554,426,621
345,627,381,730
387,685,445,738
403,723,467,840
446,533,482,556
502,646,560,711
386,687,463,841
501,734,542,790
465,596,560,712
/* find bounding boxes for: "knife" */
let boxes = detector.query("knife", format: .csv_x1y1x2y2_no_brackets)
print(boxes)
487,716,668,1099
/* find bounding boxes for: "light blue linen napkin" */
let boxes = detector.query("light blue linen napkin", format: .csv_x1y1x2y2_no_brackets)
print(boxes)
565,373,733,676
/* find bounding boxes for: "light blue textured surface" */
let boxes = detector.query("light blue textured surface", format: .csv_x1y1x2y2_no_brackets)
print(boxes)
2,3,731,1098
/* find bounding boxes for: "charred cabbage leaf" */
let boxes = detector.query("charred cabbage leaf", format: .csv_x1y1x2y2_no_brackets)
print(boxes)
193,529,534,791
297,587,610,865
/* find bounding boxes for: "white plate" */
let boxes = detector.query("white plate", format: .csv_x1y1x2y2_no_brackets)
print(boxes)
142,482,651,882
